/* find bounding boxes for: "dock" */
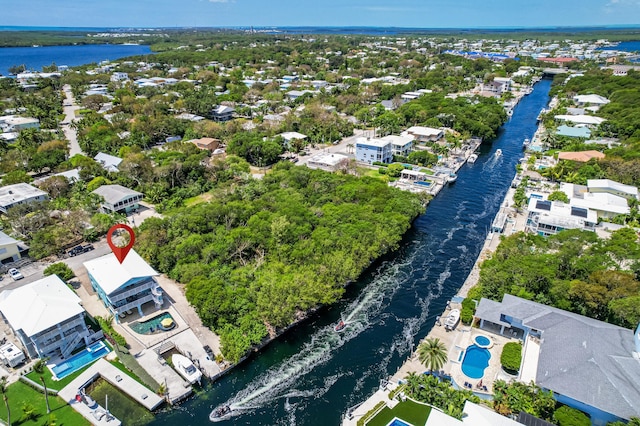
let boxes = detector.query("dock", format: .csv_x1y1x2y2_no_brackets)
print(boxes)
58,358,164,425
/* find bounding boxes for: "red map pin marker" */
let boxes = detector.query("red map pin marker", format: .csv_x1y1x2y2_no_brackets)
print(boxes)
107,223,135,264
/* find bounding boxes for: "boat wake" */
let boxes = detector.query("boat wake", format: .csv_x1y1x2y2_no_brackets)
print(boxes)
209,249,421,420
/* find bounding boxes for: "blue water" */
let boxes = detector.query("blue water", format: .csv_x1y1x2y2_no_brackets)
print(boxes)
388,419,412,426
52,341,110,379
0,44,152,76
130,312,175,335
597,41,640,53
475,336,491,346
149,78,553,425
461,345,491,379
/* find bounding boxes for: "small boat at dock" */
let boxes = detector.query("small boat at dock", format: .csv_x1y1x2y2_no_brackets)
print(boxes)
447,173,457,184
523,138,530,149
444,309,460,331
173,354,202,384
467,153,478,164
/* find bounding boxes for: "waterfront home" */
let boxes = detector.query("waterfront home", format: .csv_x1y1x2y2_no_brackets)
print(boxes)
0,275,98,359
84,250,163,323
525,198,597,236
381,134,414,157
573,94,610,107
557,150,605,162
92,184,143,214
554,114,606,126
425,401,522,426
556,125,591,139
0,182,49,214
355,137,393,165
560,183,630,220
94,152,123,172
474,294,640,425
587,178,638,201
403,126,444,143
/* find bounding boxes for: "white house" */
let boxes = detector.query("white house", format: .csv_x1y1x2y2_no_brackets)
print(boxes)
587,178,638,200
94,152,123,173
307,153,349,172
110,72,129,82
278,132,308,149
526,198,597,236
404,126,444,143
554,114,606,126
0,231,22,263
92,184,143,214
0,183,49,214
0,275,97,359
0,116,40,132
84,250,163,323
561,182,630,219
355,137,393,164
381,134,414,157
211,105,235,122
573,94,610,107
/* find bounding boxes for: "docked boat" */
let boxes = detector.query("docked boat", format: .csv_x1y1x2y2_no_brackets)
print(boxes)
172,354,202,384
522,138,530,149
444,309,460,331
467,153,478,164
495,149,502,157
210,405,233,422
334,320,347,333
447,173,457,184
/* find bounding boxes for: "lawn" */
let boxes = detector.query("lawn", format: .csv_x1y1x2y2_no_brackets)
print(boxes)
365,399,431,426
0,381,89,426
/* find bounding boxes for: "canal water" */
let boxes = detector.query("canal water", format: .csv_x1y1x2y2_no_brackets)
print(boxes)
150,78,553,426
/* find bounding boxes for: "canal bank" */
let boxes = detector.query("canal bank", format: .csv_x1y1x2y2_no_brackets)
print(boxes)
149,78,553,426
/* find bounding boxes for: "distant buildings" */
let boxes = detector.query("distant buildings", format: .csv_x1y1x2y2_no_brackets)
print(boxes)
94,152,123,173
0,183,49,214
211,105,235,122
0,116,40,133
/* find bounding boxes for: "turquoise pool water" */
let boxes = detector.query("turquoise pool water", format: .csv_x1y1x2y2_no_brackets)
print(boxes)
475,336,490,346
52,341,110,379
387,419,412,426
461,344,491,379
130,312,175,335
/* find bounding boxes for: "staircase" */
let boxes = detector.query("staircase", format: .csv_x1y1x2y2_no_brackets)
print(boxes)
61,333,83,359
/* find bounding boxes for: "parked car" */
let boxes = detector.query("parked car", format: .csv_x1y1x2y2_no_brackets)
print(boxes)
67,244,95,257
8,268,23,281
203,345,214,360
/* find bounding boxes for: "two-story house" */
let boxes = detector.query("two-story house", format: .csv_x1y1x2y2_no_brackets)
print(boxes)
0,275,97,360
84,250,163,323
92,184,143,214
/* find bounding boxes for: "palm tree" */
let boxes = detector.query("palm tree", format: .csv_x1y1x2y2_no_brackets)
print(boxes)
33,359,50,414
0,376,11,426
417,338,448,372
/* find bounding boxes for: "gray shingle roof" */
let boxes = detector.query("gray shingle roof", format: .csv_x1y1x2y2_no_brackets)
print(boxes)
476,294,640,420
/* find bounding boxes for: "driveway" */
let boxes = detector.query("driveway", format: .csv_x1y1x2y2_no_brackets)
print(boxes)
61,84,83,156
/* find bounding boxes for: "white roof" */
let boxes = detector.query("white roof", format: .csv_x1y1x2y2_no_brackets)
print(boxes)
461,401,522,425
554,115,606,125
0,275,84,337
588,179,638,197
0,231,19,247
381,134,414,146
355,137,390,148
94,152,122,172
574,94,610,105
83,249,158,296
0,183,47,207
279,131,308,140
571,192,630,215
405,126,443,137
92,184,142,205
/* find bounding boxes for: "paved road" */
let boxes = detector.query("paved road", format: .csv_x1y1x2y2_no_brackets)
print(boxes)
61,84,83,156
295,128,369,166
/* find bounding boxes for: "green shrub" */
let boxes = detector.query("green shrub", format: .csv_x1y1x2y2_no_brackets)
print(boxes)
43,263,75,282
460,298,476,325
500,342,522,373
95,316,128,347
373,161,388,167
553,405,590,426
378,167,387,174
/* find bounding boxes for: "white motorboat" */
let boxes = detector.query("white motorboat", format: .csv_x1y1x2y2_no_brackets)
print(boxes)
495,149,502,156
523,138,530,149
210,405,233,422
172,354,202,384
467,153,478,164
447,173,457,184
444,309,460,331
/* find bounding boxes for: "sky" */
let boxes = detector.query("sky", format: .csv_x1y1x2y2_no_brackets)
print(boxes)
2,0,640,29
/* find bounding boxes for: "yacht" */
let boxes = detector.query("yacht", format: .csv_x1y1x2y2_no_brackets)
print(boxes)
467,153,478,164
172,354,202,384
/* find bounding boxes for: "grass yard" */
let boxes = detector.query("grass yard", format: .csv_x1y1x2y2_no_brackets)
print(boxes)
365,399,431,426
0,381,89,426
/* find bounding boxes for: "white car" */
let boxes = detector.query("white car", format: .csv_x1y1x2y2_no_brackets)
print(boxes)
8,268,23,281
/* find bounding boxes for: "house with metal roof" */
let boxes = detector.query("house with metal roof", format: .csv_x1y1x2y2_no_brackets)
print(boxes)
0,231,23,263
0,182,49,214
84,250,163,323
210,105,235,122
94,152,123,173
474,294,640,425
0,275,97,359
92,184,143,214
556,125,592,139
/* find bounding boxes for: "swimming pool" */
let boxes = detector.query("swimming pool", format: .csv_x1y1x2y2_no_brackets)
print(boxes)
474,335,493,348
52,341,110,379
130,312,176,335
386,418,413,426
461,344,491,379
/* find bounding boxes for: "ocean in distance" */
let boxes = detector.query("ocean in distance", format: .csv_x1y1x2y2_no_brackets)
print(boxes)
0,44,152,76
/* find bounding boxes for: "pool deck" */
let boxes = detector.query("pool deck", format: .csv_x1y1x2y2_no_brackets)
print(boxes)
58,358,164,425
